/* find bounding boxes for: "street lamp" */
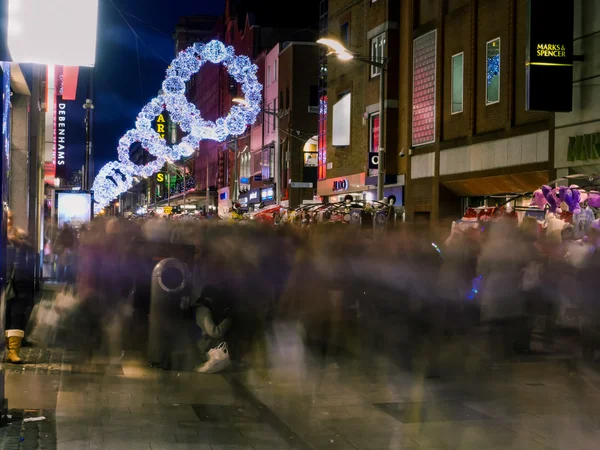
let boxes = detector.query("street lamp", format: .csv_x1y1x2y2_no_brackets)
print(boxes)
82,98,95,190
317,38,389,201
233,98,281,206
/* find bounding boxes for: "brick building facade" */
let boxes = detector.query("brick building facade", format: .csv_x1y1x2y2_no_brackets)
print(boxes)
403,0,555,226
175,0,319,212
318,0,403,202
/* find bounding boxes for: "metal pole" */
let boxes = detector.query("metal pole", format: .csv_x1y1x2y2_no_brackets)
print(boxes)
84,107,90,190
377,66,386,201
167,173,170,206
182,170,186,206
232,138,239,202
275,112,281,205
206,156,209,213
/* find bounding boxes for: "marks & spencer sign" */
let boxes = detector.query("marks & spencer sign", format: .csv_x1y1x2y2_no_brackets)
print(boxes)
526,0,574,112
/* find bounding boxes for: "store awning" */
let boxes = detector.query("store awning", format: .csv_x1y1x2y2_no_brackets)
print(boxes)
441,170,549,197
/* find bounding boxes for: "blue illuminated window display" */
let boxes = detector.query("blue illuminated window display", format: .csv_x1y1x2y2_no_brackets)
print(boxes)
486,38,500,105
92,40,262,213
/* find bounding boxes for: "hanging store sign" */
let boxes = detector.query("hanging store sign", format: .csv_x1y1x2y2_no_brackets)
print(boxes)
333,179,349,192
261,187,274,201
368,153,379,170
55,69,68,179
248,188,260,203
154,112,169,140
526,0,574,112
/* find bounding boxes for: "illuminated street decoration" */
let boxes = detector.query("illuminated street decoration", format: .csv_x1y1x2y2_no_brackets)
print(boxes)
92,40,262,213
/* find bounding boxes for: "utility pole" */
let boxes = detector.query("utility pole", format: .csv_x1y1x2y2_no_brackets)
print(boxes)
205,157,209,213
232,138,239,202
82,98,94,190
182,169,186,206
377,61,386,201
274,109,281,205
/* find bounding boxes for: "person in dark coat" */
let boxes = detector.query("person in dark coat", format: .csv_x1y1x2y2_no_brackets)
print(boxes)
5,210,35,364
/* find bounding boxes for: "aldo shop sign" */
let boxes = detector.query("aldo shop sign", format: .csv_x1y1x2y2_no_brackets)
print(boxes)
526,0,574,112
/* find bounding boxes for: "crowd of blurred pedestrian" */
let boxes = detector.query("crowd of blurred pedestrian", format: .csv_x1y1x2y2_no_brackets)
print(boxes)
7,213,600,377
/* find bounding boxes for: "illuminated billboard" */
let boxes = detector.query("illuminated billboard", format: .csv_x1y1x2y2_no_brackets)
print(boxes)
332,94,351,147
8,0,99,67
56,191,93,229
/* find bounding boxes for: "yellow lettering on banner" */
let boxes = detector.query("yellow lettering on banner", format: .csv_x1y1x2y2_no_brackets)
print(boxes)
157,114,166,123
536,43,567,58
164,206,172,215
157,173,164,182
157,124,165,133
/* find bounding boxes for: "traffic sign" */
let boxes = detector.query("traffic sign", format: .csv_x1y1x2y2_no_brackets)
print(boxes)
290,182,313,188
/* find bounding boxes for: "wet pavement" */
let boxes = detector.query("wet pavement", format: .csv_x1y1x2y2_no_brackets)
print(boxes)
2,327,600,450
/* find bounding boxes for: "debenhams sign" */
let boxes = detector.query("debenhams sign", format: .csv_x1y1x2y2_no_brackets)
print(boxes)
57,101,67,167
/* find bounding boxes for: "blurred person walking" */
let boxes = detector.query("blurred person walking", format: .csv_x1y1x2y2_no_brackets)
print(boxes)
53,223,79,284
477,219,532,361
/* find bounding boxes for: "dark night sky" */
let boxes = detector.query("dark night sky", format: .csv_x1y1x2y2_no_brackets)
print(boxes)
93,0,225,176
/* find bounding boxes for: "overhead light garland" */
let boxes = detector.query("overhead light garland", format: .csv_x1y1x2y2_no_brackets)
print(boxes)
92,40,262,213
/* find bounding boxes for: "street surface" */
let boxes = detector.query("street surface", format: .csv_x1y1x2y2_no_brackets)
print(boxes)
2,323,600,450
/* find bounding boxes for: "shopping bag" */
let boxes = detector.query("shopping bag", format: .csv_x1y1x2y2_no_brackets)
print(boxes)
26,299,60,347
27,287,81,348
196,342,231,373
521,262,542,292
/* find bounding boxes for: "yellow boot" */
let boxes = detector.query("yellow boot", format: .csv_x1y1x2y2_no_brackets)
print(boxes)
6,330,24,364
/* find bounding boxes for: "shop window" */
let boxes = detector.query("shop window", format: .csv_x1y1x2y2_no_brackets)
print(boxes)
340,22,350,47
265,102,271,132
370,33,385,77
486,38,500,105
261,147,272,180
369,113,380,153
451,52,464,114
412,30,437,146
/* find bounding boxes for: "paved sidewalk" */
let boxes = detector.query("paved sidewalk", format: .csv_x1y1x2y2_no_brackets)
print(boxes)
2,327,600,450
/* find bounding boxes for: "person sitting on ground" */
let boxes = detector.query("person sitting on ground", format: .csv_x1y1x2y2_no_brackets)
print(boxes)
194,285,234,372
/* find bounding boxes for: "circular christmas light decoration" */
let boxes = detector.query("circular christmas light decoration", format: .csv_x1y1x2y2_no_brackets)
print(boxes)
92,40,262,213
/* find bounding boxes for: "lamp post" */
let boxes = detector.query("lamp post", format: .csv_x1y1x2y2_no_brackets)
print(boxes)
82,98,95,190
232,98,280,205
317,38,389,201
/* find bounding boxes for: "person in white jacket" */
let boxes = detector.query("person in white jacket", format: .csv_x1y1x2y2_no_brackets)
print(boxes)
194,286,233,373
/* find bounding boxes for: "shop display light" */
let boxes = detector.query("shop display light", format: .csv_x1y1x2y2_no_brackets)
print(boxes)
92,40,262,213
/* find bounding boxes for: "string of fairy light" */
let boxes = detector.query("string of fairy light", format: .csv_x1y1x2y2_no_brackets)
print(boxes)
92,40,263,214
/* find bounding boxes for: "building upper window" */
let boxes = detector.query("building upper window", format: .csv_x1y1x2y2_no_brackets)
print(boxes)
451,52,464,114
273,60,277,82
340,22,350,47
370,33,385,78
265,101,272,131
486,38,500,105
267,66,271,86
272,98,277,131
412,30,437,147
